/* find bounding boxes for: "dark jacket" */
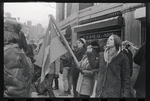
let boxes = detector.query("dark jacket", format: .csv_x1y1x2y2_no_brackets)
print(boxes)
61,51,72,68
4,44,32,97
133,43,145,97
95,52,131,98
26,44,36,63
71,47,87,77
122,49,133,77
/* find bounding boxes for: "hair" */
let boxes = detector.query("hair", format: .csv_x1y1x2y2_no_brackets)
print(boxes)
4,31,20,46
26,44,36,63
26,44,34,57
4,21,28,52
18,31,28,52
4,21,20,46
4,20,22,34
89,41,100,53
122,40,130,48
122,40,138,55
111,35,122,51
121,40,137,50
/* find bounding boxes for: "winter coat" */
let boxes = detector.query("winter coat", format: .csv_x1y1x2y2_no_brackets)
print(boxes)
95,52,131,98
133,43,145,97
122,49,133,77
4,44,32,97
61,51,72,68
76,53,99,96
71,47,87,77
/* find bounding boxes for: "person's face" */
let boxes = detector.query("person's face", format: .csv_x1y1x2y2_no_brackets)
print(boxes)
106,35,115,48
87,45,93,53
76,40,84,49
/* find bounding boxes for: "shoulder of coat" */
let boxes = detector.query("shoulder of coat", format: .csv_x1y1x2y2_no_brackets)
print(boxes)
119,52,129,61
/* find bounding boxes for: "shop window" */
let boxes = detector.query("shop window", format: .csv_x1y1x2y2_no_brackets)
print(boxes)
79,3,94,11
79,29,121,52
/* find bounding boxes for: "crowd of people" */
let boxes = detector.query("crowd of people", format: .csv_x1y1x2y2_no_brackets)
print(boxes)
4,20,145,98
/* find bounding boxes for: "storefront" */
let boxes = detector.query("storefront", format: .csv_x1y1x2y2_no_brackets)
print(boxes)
74,11,124,52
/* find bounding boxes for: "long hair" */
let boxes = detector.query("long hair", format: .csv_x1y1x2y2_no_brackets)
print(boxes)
26,44,34,57
18,31,28,52
26,44,35,63
111,35,122,51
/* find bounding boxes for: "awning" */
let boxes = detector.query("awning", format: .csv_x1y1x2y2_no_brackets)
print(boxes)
74,16,123,33
134,7,146,19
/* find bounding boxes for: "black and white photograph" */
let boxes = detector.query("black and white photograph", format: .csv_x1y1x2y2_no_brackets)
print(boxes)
4,3,146,98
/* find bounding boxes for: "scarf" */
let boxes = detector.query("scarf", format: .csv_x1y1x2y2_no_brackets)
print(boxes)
104,46,121,63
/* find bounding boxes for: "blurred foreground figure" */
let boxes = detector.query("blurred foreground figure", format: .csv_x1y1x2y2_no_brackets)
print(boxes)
133,43,145,97
4,21,32,97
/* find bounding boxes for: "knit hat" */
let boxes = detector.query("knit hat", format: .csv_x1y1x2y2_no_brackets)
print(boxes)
78,38,86,46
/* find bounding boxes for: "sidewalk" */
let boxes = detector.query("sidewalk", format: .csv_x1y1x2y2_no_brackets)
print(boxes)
31,73,97,98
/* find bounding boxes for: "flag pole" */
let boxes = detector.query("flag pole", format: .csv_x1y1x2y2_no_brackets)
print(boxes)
50,14,80,68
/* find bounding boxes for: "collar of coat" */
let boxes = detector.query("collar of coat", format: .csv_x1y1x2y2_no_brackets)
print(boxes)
104,47,121,63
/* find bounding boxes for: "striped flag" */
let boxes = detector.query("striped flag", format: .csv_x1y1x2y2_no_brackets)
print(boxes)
34,17,68,82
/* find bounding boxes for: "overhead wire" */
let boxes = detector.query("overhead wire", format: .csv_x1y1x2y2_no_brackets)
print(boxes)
39,3,56,9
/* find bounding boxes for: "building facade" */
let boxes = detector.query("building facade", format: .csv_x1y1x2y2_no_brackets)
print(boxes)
22,21,46,41
4,15,46,43
56,3,146,50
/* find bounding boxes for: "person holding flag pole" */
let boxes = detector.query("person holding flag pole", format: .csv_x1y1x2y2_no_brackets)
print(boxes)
34,14,80,97
49,14,80,69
